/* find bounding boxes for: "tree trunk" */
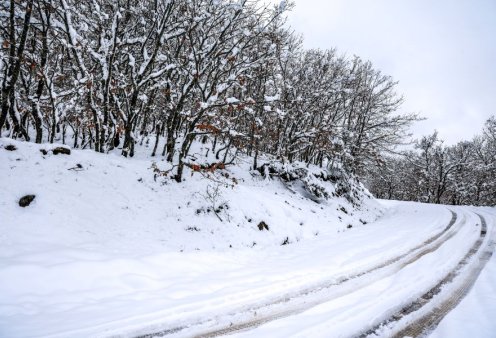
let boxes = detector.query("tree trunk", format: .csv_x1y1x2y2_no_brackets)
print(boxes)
175,133,195,182
122,122,135,157
151,123,161,157
0,0,34,131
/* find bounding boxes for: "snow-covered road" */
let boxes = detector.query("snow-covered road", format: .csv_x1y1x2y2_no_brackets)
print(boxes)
144,205,495,338
1,201,494,338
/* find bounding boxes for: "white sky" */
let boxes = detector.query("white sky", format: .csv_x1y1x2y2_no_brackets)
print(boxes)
281,0,496,144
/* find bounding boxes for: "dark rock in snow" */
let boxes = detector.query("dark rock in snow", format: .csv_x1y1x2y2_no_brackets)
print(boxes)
68,163,83,171
19,195,36,207
52,147,71,155
257,221,269,231
4,144,16,151
40,149,48,155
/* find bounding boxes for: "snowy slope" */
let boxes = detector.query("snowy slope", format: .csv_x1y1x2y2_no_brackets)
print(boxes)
0,138,381,337
0,139,494,338
0,138,381,256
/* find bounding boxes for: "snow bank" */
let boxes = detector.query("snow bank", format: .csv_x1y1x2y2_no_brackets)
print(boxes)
0,138,381,255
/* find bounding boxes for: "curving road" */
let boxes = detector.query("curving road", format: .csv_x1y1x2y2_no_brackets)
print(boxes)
134,206,495,338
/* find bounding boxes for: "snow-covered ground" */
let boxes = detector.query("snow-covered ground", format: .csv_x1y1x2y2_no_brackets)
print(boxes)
0,139,494,338
431,253,496,338
430,206,496,338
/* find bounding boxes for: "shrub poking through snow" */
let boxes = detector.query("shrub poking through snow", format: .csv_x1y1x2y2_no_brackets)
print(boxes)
257,162,335,203
199,183,228,222
19,195,36,207
187,161,226,174
255,161,370,206
150,162,173,183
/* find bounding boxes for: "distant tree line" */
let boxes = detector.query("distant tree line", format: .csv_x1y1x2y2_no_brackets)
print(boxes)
1,0,417,182
364,117,496,206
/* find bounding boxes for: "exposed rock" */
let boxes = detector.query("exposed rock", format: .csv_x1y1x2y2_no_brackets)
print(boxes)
52,147,71,155
257,221,269,231
4,144,16,151
19,195,36,207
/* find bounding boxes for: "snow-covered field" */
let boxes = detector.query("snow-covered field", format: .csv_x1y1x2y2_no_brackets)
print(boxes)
0,139,494,338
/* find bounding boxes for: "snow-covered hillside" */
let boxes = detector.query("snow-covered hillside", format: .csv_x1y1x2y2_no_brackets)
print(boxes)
0,138,381,254
0,138,380,336
1,139,494,338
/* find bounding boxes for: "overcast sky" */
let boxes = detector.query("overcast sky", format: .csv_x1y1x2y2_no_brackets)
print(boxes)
282,0,496,144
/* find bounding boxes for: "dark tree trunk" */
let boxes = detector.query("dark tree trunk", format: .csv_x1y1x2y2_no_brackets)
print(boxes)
1,0,34,131
151,123,161,157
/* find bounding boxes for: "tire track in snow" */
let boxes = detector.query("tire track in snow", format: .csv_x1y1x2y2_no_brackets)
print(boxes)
192,212,465,338
357,213,494,338
137,211,460,338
